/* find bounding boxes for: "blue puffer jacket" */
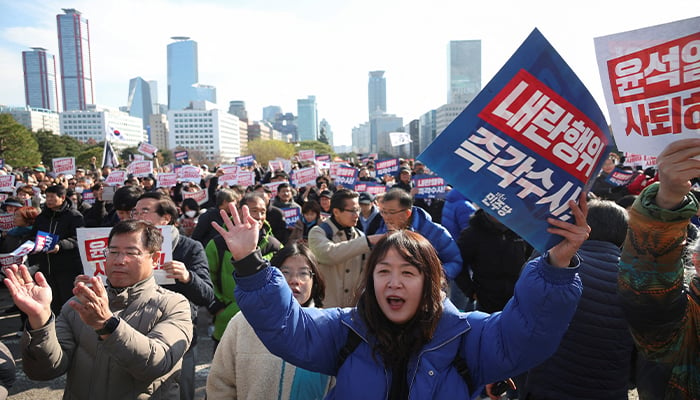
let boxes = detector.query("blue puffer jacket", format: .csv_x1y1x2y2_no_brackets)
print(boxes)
522,240,634,399
234,250,582,400
441,189,477,239
377,206,463,279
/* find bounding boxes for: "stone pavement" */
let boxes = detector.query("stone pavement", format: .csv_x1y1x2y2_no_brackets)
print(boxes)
0,284,214,400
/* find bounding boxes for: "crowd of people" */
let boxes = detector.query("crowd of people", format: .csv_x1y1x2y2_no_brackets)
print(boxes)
0,138,697,399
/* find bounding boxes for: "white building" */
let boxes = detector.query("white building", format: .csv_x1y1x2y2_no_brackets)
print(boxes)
435,103,467,137
167,101,240,162
60,105,145,150
1,106,61,134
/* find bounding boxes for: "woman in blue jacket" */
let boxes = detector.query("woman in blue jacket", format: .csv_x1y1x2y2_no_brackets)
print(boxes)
211,194,589,399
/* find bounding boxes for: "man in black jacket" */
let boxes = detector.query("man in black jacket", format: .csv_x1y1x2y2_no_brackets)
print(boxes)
32,185,85,315
191,188,239,248
132,191,214,400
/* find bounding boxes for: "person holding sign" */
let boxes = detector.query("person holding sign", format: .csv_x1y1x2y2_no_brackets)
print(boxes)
210,190,588,399
4,220,192,399
618,138,700,400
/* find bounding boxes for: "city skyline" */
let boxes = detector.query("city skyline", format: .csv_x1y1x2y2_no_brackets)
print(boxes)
0,0,697,147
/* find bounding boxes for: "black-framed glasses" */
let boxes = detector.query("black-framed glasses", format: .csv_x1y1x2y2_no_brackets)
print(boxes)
380,208,407,216
342,208,361,215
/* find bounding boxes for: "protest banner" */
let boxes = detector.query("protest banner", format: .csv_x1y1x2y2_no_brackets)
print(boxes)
412,174,446,199
33,231,60,253
178,165,202,183
0,175,15,192
354,182,388,195
235,155,256,167
281,207,301,228
219,173,237,187
183,189,209,205
77,227,174,285
291,167,317,188
104,170,127,186
236,170,255,187
389,132,412,147
157,172,177,188
174,150,189,161
264,181,285,198
52,157,76,176
137,142,158,158
315,154,331,162
334,166,358,187
594,17,700,156
81,190,96,205
0,213,14,231
298,149,316,162
0,253,24,268
375,158,400,177
126,160,153,178
419,29,612,253
218,165,238,174
605,167,636,187
133,154,145,161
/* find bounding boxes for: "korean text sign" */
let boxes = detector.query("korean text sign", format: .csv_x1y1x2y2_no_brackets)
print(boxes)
594,17,700,156
419,29,611,253
77,227,174,285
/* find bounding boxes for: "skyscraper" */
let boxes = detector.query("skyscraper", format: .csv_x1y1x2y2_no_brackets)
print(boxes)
262,105,282,122
22,47,59,111
447,40,481,104
167,37,198,110
368,71,386,118
56,8,94,111
297,96,318,142
228,101,248,121
127,77,153,129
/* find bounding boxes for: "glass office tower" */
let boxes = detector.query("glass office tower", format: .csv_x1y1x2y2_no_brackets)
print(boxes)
56,8,94,111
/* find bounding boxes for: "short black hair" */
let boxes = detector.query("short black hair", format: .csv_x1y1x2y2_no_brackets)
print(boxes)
113,185,145,211
137,191,179,225
45,185,66,197
109,220,163,253
330,189,359,212
382,187,413,209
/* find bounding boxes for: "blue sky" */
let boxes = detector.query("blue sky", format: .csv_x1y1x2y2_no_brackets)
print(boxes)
1,0,698,146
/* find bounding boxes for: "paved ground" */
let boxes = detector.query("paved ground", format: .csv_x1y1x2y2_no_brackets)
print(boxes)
0,284,640,399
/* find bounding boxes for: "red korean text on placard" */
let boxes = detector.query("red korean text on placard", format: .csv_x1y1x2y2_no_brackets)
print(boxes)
479,69,607,183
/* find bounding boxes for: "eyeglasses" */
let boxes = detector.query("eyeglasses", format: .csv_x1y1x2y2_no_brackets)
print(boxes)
131,208,156,217
280,267,314,282
342,208,361,215
102,248,148,260
380,208,407,216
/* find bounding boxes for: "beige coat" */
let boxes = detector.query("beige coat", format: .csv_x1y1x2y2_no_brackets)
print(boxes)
308,222,371,307
207,309,332,400
21,276,193,400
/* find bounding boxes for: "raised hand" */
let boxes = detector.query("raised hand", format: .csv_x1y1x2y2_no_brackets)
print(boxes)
655,138,700,210
68,276,113,331
3,264,52,329
547,191,591,268
211,203,261,261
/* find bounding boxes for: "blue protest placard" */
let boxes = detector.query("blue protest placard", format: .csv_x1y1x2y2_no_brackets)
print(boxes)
334,166,358,188
281,207,300,228
375,158,400,177
235,154,256,167
174,150,189,161
412,174,446,199
419,29,612,253
604,168,635,187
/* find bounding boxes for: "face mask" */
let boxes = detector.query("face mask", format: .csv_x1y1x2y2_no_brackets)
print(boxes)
85,179,92,186
185,210,197,218
74,186,84,194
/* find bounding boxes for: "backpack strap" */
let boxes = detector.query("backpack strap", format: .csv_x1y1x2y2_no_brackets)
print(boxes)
337,329,363,370
320,221,335,241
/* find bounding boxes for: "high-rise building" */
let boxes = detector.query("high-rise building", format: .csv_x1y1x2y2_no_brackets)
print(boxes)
418,109,436,155
148,80,159,112
352,121,370,155
228,100,248,121
447,40,481,104
167,101,240,161
149,113,168,149
1,106,61,134
167,37,198,110
272,113,297,142
319,118,333,147
56,8,94,111
372,114,403,155
262,105,282,122
297,96,318,141
368,71,386,118
22,47,59,111
435,102,466,137
127,77,153,129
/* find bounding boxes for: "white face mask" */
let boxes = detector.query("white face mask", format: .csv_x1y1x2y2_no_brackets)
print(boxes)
74,186,84,194
185,210,197,218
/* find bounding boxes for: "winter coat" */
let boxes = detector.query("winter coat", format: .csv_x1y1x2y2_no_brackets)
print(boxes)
233,250,582,399
456,209,534,313
21,276,193,400
618,183,700,399
207,304,332,400
205,221,281,341
355,206,382,236
441,189,477,240
377,206,462,280
191,207,224,248
523,240,635,399
32,199,85,278
308,220,371,308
